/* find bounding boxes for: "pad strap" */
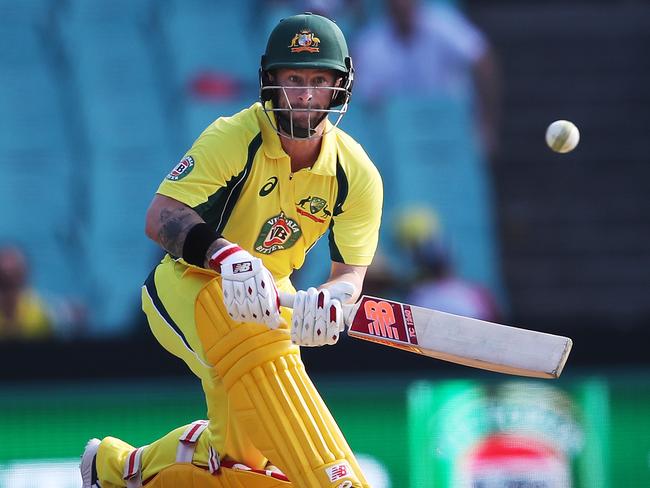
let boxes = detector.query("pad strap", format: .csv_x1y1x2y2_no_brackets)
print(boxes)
176,420,209,463
123,446,148,488
221,459,290,482
208,446,220,474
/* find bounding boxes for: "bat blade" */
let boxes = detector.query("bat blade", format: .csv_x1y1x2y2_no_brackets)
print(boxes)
346,296,572,379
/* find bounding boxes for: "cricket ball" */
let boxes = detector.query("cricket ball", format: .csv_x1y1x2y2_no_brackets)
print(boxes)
545,120,580,153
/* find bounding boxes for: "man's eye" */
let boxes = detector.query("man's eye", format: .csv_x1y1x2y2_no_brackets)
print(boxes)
313,77,327,85
288,76,300,83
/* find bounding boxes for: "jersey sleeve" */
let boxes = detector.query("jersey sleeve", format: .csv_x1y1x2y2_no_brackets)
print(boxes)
156,120,250,209
328,162,383,266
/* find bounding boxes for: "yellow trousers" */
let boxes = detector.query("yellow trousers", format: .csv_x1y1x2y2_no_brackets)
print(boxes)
96,256,368,487
96,426,291,488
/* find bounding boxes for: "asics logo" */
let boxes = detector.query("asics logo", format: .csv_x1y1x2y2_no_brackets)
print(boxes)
259,176,278,197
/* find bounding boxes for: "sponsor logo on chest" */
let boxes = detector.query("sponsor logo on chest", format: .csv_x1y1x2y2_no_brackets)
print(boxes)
254,213,302,254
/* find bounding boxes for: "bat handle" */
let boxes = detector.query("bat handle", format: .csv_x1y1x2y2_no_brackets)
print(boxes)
278,291,356,326
278,291,295,308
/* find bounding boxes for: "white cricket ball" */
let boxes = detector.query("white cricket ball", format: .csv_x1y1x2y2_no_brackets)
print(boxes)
545,120,580,153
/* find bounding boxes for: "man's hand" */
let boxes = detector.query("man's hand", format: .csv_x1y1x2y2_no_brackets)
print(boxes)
209,244,282,329
291,287,345,347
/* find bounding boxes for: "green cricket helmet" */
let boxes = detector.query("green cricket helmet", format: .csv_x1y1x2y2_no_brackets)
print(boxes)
259,12,354,139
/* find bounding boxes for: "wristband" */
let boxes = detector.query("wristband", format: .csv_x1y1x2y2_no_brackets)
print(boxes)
207,244,243,271
182,223,219,267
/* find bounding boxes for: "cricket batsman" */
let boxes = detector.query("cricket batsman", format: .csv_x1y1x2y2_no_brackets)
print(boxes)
80,12,382,488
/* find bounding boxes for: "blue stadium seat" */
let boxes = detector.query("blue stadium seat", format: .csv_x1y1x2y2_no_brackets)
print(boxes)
57,7,174,157
339,103,389,177
0,153,79,297
0,0,55,25
160,0,259,86
0,20,80,297
62,0,155,26
381,95,504,296
85,159,164,332
55,8,176,330
180,98,250,146
0,64,69,158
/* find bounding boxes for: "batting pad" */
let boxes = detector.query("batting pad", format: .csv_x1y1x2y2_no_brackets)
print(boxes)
196,280,369,488
143,463,291,488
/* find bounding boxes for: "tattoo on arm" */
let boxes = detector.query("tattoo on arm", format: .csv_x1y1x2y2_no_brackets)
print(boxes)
157,207,203,258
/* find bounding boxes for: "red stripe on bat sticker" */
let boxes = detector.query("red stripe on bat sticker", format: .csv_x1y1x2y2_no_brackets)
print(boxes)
349,297,419,346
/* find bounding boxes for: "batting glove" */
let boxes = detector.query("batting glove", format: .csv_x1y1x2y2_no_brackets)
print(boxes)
291,287,345,347
209,244,282,329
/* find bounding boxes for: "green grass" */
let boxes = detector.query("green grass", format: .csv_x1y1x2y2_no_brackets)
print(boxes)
1,373,649,487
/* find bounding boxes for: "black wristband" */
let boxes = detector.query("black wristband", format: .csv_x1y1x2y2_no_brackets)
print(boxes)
182,223,220,267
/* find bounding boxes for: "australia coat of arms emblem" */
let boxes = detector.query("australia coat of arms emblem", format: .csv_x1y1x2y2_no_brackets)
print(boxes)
289,30,320,53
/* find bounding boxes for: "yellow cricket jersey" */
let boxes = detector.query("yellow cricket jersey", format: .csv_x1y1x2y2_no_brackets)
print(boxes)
157,102,383,283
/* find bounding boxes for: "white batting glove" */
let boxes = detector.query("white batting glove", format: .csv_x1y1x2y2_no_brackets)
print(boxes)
209,244,282,329
291,287,345,347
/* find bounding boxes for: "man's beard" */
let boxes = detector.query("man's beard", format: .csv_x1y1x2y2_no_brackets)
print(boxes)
275,108,329,139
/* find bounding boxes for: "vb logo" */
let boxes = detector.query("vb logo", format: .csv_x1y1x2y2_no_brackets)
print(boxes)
259,176,278,197
232,262,252,274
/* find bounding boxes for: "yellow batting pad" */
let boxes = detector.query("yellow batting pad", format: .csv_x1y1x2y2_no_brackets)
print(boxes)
143,463,291,488
196,280,369,487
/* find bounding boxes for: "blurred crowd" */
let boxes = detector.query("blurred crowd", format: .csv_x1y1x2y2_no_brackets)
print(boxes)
0,245,86,340
2,0,503,341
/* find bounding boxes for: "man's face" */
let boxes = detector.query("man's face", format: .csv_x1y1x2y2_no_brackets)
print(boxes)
269,68,342,137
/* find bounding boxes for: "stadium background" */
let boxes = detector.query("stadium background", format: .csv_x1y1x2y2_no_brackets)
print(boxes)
1,0,649,486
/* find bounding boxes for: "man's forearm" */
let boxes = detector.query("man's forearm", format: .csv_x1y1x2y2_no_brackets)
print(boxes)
321,267,366,304
157,206,204,258
155,207,231,266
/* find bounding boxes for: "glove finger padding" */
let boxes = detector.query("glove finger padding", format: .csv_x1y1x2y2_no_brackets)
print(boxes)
290,290,305,345
326,298,343,345
291,287,344,347
302,287,320,346
210,244,282,329
254,268,281,328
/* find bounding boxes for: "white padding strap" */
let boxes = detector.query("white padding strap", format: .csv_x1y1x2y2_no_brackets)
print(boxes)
123,445,148,488
175,420,209,463
208,445,220,474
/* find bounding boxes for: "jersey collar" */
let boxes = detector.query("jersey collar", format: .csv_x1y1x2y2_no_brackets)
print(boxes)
256,102,337,177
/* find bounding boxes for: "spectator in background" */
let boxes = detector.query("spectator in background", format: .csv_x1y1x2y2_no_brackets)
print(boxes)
0,245,52,340
397,208,500,322
353,0,502,156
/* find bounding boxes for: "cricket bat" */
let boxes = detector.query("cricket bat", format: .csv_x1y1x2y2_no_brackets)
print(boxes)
279,293,572,379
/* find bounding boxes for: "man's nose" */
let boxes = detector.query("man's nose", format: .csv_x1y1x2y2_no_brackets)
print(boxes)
297,88,313,103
